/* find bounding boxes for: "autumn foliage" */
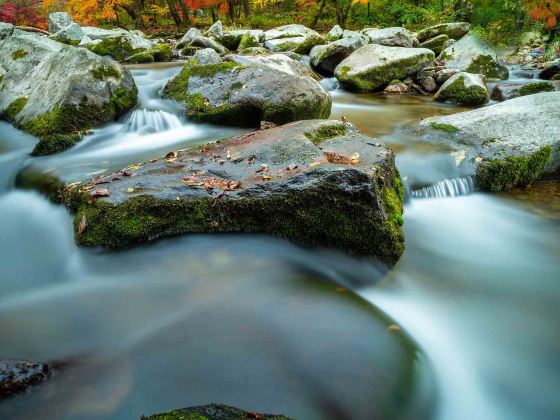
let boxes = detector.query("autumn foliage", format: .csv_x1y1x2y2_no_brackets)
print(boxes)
527,0,560,29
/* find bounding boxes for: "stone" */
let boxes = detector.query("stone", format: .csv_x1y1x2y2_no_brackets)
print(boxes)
538,59,560,80
163,60,331,126
87,32,156,61
49,22,84,46
141,404,295,420
47,12,73,34
205,20,223,39
434,68,459,85
237,32,260,50
45,120,405,265
418,75,437,92
177,28,202,48
334,44,435,92
0,23,138,155
409,91,560,191
326,24,344,41
0,360,51,400
419,34,449,55
438,34,509,79
220,29,264,50
193,48,222,65
490,81,555,101
384,83,409,94
81,26,128,40
416,22,471,42
189,36,227,54
227,52,317,79
264,24,324,54
434,72,489,105
309,33,369,75
363,27,414,48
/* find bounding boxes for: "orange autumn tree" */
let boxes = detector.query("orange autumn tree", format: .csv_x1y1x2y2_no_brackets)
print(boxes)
526,0,560,29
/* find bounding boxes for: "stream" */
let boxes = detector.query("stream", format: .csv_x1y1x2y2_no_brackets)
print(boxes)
0,63,559,420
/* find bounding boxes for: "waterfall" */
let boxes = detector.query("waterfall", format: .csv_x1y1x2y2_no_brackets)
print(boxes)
412,177,474,199
123,109,183,134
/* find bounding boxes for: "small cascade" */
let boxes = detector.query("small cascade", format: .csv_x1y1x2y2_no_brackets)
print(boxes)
412,177,474,199
123,109,183,134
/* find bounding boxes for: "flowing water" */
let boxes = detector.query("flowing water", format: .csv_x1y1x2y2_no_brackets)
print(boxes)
0,64,559,420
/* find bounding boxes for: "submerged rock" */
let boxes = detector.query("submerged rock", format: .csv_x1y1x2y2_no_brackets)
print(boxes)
334,44,434,92
434,72,489,105
409,92,560,191
416,22,471,42
363,27,414,48
438,33,509,80
142,404,294,420
0,360,51,400
163,60,330,126
0,23,137,155
491,81,555,101
310,33,369,75
39,120,404,264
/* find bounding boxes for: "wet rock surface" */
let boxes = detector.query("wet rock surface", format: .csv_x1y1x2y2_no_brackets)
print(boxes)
0,360,50,400
142,403,295,419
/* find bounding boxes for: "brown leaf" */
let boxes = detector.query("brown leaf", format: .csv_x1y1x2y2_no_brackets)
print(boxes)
286,164,298,171
182,176,204,186
91,188,111,197
255,163,269,173
246,155,256,165
77,214,87,235
325,151,351,164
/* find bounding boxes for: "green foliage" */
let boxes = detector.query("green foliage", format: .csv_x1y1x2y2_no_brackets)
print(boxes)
4,97,28,121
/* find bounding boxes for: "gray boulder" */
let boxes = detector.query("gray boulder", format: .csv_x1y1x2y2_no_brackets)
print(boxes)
409,92,560,191
334,44,435,92
220,29,264,50
434,72,489,105
47,120,405,265
49,23,84,46
193,48,222,65
434,67,459,85
416,22,471,42
439,33,509,79
310,34,369,75
326,24,344,41
363,27,414,48
264,24,324,54
188,36,227,54
47,12,73,34
227,52,316,79
0,23,137,155
143,405,295,420
163,60,331,126
87,32,156,61
81,26,128,40
419,34,449,55
539,59,560,80
177,28,202,48
490,81,555,101
205,20,223,39
1,360,51,399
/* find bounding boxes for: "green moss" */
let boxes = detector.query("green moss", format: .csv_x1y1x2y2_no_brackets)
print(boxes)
12,49,28,60
238,33,259,50
150,44,173,62
230,81,244,90
88,35,143,62
475,146,552,191
124,51,155,64
304,123,348,144
518,81,555,96
0,75,4,84
430,123,459,133
436,76,489,106
384,175,405,227
31,134,82,156
91,65,121,80
465,54,509,79
5,97,28,121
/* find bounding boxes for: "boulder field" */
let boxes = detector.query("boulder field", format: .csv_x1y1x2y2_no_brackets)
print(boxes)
0,23,138,155
22,120,405,265
409,92,560,191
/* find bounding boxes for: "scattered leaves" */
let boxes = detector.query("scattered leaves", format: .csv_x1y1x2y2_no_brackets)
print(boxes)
286,164,298,171
91,188,110,197
77,214,87,235
255,163,269,173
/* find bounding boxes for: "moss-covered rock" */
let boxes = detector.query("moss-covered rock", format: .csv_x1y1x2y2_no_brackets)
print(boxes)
0,24,138,155
419,34,449,55
309,33,368,76
124,51,155,64
416,22,471,42
31,120,404,265
434,72,489,106
142,404,294,420
409,92,560,191
163,60,331,126
150,43,173,62
363,27,414,48
263,24,324,54
87,32,155,62
238,32,260,50
491,81,555,101
334,44,435,92
1,360,51,400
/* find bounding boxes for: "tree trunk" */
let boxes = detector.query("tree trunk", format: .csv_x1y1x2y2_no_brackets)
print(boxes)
177,0,191,25
312,0,328,27
166,0,183,27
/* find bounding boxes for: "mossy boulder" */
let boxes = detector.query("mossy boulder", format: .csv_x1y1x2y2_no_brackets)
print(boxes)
310,33,369,76
263,24,324,54
408,92,560,191
491,81,555,101
220,29,264,50
419,34,449,55
326,24,344,41
188,35,227,54
47,12,73,33
163,60,330,126
0,23,137,155
434,72,489,106
49,22,84,46
87,32,156,62
363,27,414,48
36,120,404,265
438,33,509,80
142,404,294,420
416,22,471,43
177,28,202,48
334,44,435,92
237,32,260,50
227,51,317,79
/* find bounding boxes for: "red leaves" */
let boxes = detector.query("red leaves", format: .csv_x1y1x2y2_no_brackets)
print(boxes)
182,174,240,191
90,188,110,198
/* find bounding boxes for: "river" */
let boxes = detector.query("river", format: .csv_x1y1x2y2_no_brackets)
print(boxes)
0,63,558,420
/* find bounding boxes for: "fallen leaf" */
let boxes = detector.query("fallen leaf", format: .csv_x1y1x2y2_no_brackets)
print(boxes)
309,161,321,167
286,164,298,171
325,151,351,164
127,188,135,193
128,164,142,170
91,188,110,197
111,177,121,182
232,157,244,164
182,176,204,186
351,152,360,164
255,163,269,173
388,324,401,332
77,214,87,235
120,170,133,177
246,155,256,165
226,149,232,160
262,175,271,180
